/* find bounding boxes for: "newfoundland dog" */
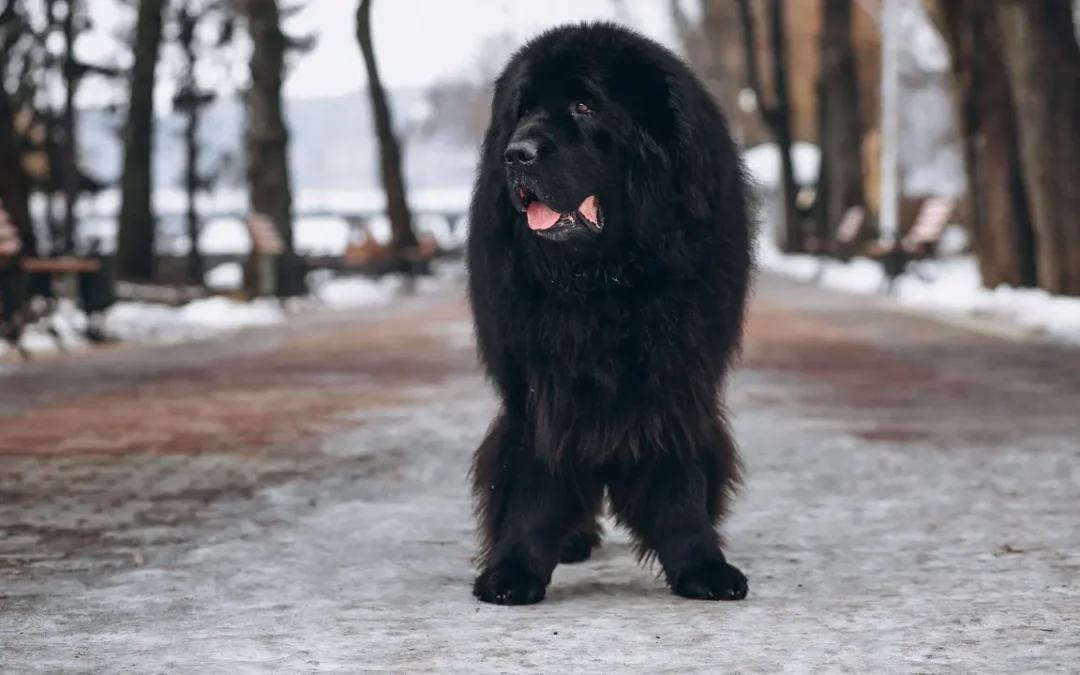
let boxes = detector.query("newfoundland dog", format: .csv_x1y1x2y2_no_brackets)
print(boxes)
465,22,755,605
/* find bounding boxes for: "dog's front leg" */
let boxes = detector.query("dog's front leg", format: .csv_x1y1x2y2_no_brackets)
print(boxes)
470,412,599,605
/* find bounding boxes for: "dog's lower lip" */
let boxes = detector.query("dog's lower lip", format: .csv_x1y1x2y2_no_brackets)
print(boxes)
575,208,604,231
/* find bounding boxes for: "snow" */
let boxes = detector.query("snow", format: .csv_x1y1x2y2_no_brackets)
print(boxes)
742,142,821,189
757,238,1080,345
205,262,244,291
294,216,352,256
1,260,466,369
364,215,393,245
313,259,466,309
103,297,285,345
314,276,399,309
416,213,460,250
198,218,251,256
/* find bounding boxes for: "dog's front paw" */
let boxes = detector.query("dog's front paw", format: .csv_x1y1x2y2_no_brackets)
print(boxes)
672,558,748,601
473,558,547,605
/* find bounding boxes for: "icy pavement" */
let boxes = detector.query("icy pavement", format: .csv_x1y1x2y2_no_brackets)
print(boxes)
2,275,1079,673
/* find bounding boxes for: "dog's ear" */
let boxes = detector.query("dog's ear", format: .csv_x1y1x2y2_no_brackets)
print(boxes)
480,77,512,166
666,83,719,220
468,73,520,235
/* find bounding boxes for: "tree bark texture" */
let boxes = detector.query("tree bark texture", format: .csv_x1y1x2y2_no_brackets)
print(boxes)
246,0,302,295
736,0,802,253
61,0,79,253
996,0,1080,296
816,0,866,242
116,0,165,281
183,103,204,285
356,0,417,257
697,0,756,143
925,0,1037,289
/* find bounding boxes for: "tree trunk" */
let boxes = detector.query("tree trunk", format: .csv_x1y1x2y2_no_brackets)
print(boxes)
0,85,36,257
184,104,203,286
60,0,79,253
996,0,1080,296
356,0,418,262
816,0,866,243
696,0,749,142
116,0,165,281
246,0,301,296
925,0,1037,289
766,0,800,253
736,0,801,253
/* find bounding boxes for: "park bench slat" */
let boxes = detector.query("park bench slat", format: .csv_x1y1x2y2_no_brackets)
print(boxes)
21,257,102,273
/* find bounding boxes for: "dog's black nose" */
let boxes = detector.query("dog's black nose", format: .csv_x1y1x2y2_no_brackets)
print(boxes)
504,139,539,165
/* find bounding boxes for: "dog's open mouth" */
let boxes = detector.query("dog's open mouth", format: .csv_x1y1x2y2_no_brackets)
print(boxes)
515,189,603,234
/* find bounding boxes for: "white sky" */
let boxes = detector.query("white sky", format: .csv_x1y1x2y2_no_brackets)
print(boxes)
283,0,680,97
77,0,685,108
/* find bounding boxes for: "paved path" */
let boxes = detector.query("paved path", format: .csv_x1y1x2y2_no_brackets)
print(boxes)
1,274,1078,673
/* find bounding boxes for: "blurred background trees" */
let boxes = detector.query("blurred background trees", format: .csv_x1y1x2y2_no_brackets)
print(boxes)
3,0,1080,301
681,0,1080,297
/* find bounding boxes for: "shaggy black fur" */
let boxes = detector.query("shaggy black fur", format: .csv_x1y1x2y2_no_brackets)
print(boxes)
465,22,756,606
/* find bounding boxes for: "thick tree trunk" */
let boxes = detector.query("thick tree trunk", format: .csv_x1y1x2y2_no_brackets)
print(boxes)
996,0,1080,296
356,0,417,259
766,0,800,253
116,0,165,281
697,0,749,142
0,85,36,256
246,0,301,295
736,0,801,253
816,0,865,242
926,0,1037,289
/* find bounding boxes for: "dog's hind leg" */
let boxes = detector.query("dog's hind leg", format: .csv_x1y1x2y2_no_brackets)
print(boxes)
470,411,601,605
558,496,605,564
607,421,748,601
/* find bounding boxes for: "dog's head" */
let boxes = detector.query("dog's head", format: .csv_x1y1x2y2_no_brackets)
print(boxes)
484,23,727,248
503,98,607,244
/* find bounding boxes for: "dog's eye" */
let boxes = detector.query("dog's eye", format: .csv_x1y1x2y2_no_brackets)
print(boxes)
573,102,594,116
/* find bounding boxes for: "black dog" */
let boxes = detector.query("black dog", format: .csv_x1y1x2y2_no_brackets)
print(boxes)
465,22,755,605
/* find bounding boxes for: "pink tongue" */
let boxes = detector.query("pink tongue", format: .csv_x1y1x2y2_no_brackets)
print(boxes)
526,202,561,231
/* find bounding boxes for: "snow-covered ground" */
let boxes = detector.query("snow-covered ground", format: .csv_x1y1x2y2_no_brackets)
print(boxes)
757,238,1080,346
0,261,466,364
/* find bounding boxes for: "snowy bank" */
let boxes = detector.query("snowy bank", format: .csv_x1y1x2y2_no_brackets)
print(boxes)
103,297,286,345
1,260,466,368
757,238,1080,345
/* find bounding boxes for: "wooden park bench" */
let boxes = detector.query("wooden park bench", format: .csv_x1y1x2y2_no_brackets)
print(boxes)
801,196,955,294
1,200,115,358
863,196,956,293
803,205,866,281
113,280,210,306
242,212,285,299
321,231,440,278
820,205,866,257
